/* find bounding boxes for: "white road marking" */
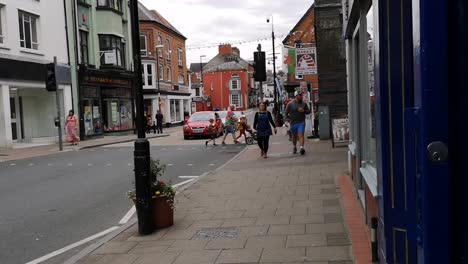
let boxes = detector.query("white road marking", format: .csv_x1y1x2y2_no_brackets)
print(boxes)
167,164,173,166
187,164,193,166
10,163,16,166
67,164,73,166
209,164,215,166
191,147,196,150
119,206,136,225
106,163,112,166
47,164,53,166
178,176,199,179
173,179,195,188
29,163,35,166
88,164,93,166
25,226,119,264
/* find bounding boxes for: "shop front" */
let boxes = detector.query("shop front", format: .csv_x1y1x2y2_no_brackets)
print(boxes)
79,68,134,138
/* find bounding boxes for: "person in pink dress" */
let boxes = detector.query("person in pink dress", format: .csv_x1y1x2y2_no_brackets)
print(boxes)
65,110,80,145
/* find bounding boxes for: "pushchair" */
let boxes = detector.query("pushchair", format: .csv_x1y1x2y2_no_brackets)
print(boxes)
245,130,257,145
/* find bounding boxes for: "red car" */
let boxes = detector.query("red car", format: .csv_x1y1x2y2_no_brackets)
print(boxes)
183,111,223,140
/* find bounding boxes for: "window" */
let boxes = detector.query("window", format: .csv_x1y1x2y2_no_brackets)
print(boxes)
158,64,163,80
97,0,123,12
178,74,184,84
140,35,147,57
295,74,303,80
366,7,376,166
142,63,155,87
79,31,89,64
195,88,200,96
158,34,163,57
167,66,172,81
18,11,39,50
178,49,183,66
230,74,240,90
0,5,4,44
99,34,126,67
165,38,171,60
196,72,201,80
230,94,242,108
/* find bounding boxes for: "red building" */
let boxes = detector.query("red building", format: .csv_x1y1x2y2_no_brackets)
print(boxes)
199,44,254,111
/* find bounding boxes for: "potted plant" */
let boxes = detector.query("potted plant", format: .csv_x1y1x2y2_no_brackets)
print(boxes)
127,159,175,229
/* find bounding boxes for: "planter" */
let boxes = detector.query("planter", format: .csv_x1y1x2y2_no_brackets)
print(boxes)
131,196,174,229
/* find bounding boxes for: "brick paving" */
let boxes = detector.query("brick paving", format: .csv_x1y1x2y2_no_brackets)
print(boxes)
70,127,359,264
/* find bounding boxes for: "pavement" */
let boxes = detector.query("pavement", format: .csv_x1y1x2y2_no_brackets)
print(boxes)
0,126,181,162
67,127,370,264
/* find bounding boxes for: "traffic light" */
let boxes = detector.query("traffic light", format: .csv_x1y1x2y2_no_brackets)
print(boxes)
253,51,266,81
45,63,57,91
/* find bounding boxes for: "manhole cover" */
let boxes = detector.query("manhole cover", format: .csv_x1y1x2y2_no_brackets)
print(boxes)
192,227,240,240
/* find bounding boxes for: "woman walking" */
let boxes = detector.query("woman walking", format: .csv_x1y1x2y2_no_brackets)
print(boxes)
253,102,277,158
65,110,80,145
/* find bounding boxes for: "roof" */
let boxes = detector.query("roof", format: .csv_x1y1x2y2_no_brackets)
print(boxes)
204,53,251,72
138,2,186,40
189,62,208,72
282,3,315,44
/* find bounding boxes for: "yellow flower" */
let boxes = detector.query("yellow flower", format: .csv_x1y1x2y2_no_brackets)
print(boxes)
155,191,161,195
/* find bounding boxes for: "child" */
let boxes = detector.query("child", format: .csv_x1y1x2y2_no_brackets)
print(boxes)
235,115,248,143
205,118,218,146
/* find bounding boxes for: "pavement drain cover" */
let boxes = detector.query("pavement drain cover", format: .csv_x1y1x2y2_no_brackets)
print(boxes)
192,227,240,240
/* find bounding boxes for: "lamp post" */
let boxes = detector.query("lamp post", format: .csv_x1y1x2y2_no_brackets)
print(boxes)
155,44,164,111
267,15,281,124
129,0,153,235
200,55,206,110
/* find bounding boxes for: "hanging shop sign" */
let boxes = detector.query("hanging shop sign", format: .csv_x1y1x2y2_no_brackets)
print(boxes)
296,47,317,75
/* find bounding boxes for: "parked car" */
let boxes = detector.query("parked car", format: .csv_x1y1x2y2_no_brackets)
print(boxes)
183,111,223,139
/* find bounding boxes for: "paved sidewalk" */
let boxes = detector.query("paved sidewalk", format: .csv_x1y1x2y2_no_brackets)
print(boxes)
0,126,179,162
71,128,357,264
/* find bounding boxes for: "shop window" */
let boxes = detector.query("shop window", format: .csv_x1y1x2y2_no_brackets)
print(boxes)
79,30,89,65
99,34,126,68
140,35,147,57
18,10,39,50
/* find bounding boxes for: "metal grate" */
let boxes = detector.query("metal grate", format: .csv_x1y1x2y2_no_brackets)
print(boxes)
192,227,240,240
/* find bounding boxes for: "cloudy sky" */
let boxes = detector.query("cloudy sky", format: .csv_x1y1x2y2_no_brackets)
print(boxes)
139,0,315,69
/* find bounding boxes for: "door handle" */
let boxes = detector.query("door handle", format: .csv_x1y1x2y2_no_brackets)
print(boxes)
426,141,449,162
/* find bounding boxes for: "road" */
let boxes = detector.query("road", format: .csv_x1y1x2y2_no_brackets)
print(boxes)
0,129,246,264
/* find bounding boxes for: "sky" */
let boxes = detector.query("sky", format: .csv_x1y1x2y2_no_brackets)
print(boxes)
139,0,315,70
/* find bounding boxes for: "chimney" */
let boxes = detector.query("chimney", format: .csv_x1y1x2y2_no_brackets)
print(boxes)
218,43,233,55
232,47,240,57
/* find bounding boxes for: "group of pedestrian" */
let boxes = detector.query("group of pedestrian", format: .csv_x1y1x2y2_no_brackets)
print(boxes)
146,110,164,134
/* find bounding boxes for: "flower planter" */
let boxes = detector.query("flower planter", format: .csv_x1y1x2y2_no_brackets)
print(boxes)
131,196,174,229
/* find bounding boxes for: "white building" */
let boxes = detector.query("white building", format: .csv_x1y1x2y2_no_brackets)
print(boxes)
0,0,72,148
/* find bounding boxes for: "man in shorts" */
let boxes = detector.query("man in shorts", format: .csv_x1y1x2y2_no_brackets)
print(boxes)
284,91,311,155
221,105,238,145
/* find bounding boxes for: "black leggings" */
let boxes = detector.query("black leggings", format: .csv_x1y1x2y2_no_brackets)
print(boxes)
257,135,270,153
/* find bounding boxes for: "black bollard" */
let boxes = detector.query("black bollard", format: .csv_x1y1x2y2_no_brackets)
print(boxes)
134,139,154,234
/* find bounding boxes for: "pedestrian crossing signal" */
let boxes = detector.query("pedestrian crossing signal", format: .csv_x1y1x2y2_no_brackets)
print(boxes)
45,63,57,91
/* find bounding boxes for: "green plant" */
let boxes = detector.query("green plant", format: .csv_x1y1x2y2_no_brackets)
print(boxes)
127,159,175,207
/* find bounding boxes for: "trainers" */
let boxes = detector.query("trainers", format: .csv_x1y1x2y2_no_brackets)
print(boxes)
213,143,217,146
300,148,305,155
293,147,297,154
205,141,208,146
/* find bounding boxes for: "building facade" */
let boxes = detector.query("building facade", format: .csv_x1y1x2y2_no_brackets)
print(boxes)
138,3,191,125
188,62,208,112
0,0,72,148
73,0,135,138
342,0,466,262
282,3,319,100
202,44,254,111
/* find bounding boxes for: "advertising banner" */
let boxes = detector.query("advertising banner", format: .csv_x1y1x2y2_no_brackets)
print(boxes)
296,47,317,75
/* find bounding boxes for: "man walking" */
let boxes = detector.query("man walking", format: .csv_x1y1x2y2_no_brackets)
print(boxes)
155,110,164,134
284,91,311,155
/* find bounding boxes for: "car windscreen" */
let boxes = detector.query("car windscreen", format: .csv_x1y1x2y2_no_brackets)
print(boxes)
189,113,213,122
217,111,227,119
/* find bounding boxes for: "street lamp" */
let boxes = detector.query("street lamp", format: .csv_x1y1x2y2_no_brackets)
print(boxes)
267,15,282,124
155,44,164,111
200,55,206,110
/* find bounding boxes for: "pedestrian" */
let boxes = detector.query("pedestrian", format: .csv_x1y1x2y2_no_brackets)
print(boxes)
65,109,80,145
146,115,154,133
221,105,239,145
205,118,218,146
235,115,248,143
155,110,164,134
284,91,311,155
253,102,277,158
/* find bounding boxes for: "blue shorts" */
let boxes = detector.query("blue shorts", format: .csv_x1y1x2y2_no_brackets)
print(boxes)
224,125,235,134
290,122,305,135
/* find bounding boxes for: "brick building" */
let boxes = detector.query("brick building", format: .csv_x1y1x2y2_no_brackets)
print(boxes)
282,3,319,100
138,3,191,124
201,44,254,111
188,62,208,112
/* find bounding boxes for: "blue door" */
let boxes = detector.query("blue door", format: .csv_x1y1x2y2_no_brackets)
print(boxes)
376,0,451,263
